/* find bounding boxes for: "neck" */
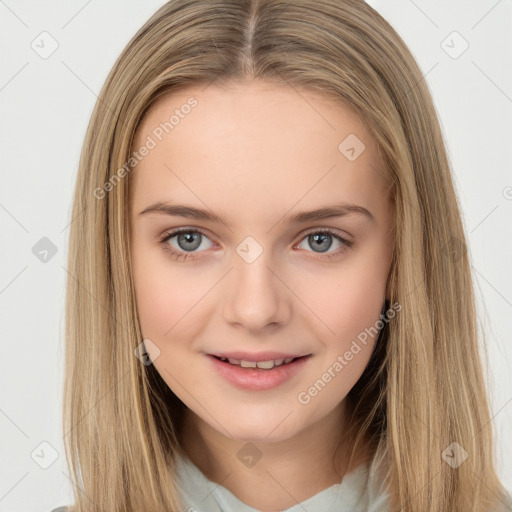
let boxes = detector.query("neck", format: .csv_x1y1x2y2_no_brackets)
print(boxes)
178,398,370,511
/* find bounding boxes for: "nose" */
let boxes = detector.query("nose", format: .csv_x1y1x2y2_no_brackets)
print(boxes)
222,254,291,333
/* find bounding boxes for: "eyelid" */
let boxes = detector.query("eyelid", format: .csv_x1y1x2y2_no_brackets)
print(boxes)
157,227,217,248
299,226,353,243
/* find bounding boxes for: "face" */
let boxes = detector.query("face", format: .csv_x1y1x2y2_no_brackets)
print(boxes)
129,79,394,444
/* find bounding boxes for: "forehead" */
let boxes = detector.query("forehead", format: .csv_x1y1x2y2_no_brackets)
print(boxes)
129,80,389,225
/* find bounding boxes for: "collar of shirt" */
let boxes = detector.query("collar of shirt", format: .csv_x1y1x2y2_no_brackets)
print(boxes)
175,451,390,512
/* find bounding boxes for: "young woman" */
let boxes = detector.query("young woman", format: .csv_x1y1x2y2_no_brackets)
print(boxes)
56,0,512,511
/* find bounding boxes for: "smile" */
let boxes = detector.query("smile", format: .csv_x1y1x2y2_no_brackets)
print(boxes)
207,354,312,391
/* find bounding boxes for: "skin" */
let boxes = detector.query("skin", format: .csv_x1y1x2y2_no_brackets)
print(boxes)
129,79,394,511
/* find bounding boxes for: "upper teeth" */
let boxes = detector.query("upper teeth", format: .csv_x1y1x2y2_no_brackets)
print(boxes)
218,357,296,369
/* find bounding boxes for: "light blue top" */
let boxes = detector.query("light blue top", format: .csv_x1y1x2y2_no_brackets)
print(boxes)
49,453,512,512
175,452,390,512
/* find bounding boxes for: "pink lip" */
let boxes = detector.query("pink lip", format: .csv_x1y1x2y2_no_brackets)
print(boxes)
207,351,308,362
206,354,312,391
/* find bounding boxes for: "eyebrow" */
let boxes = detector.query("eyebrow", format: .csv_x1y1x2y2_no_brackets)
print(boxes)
139,201,374,226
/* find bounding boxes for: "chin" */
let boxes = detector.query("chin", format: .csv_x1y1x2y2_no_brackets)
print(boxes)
218,411,302,444
228,427,294,445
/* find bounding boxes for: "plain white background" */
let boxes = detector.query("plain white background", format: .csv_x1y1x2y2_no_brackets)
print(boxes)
0,1,511,510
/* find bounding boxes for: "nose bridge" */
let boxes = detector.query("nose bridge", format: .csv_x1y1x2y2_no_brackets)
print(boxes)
223,239,289,330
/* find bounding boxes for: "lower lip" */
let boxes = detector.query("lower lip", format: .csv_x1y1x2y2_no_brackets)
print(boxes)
206,354,312,391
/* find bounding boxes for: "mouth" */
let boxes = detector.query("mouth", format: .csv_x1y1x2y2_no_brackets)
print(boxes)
206,353,313,391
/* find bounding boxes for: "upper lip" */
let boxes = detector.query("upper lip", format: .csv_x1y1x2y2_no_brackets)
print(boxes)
207,351,311,362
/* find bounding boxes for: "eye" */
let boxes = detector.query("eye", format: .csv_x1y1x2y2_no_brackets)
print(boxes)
158,228,214,261
295,228,353,260
158,227,354,262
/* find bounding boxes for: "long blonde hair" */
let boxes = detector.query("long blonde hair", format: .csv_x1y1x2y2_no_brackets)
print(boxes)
63,0,510,510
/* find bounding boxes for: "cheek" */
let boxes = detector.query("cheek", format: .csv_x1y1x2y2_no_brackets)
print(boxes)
291,251,387,389
131,244,203,339
298,257,386,339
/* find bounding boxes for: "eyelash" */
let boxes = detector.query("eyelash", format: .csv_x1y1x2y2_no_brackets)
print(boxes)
157,227,354,262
